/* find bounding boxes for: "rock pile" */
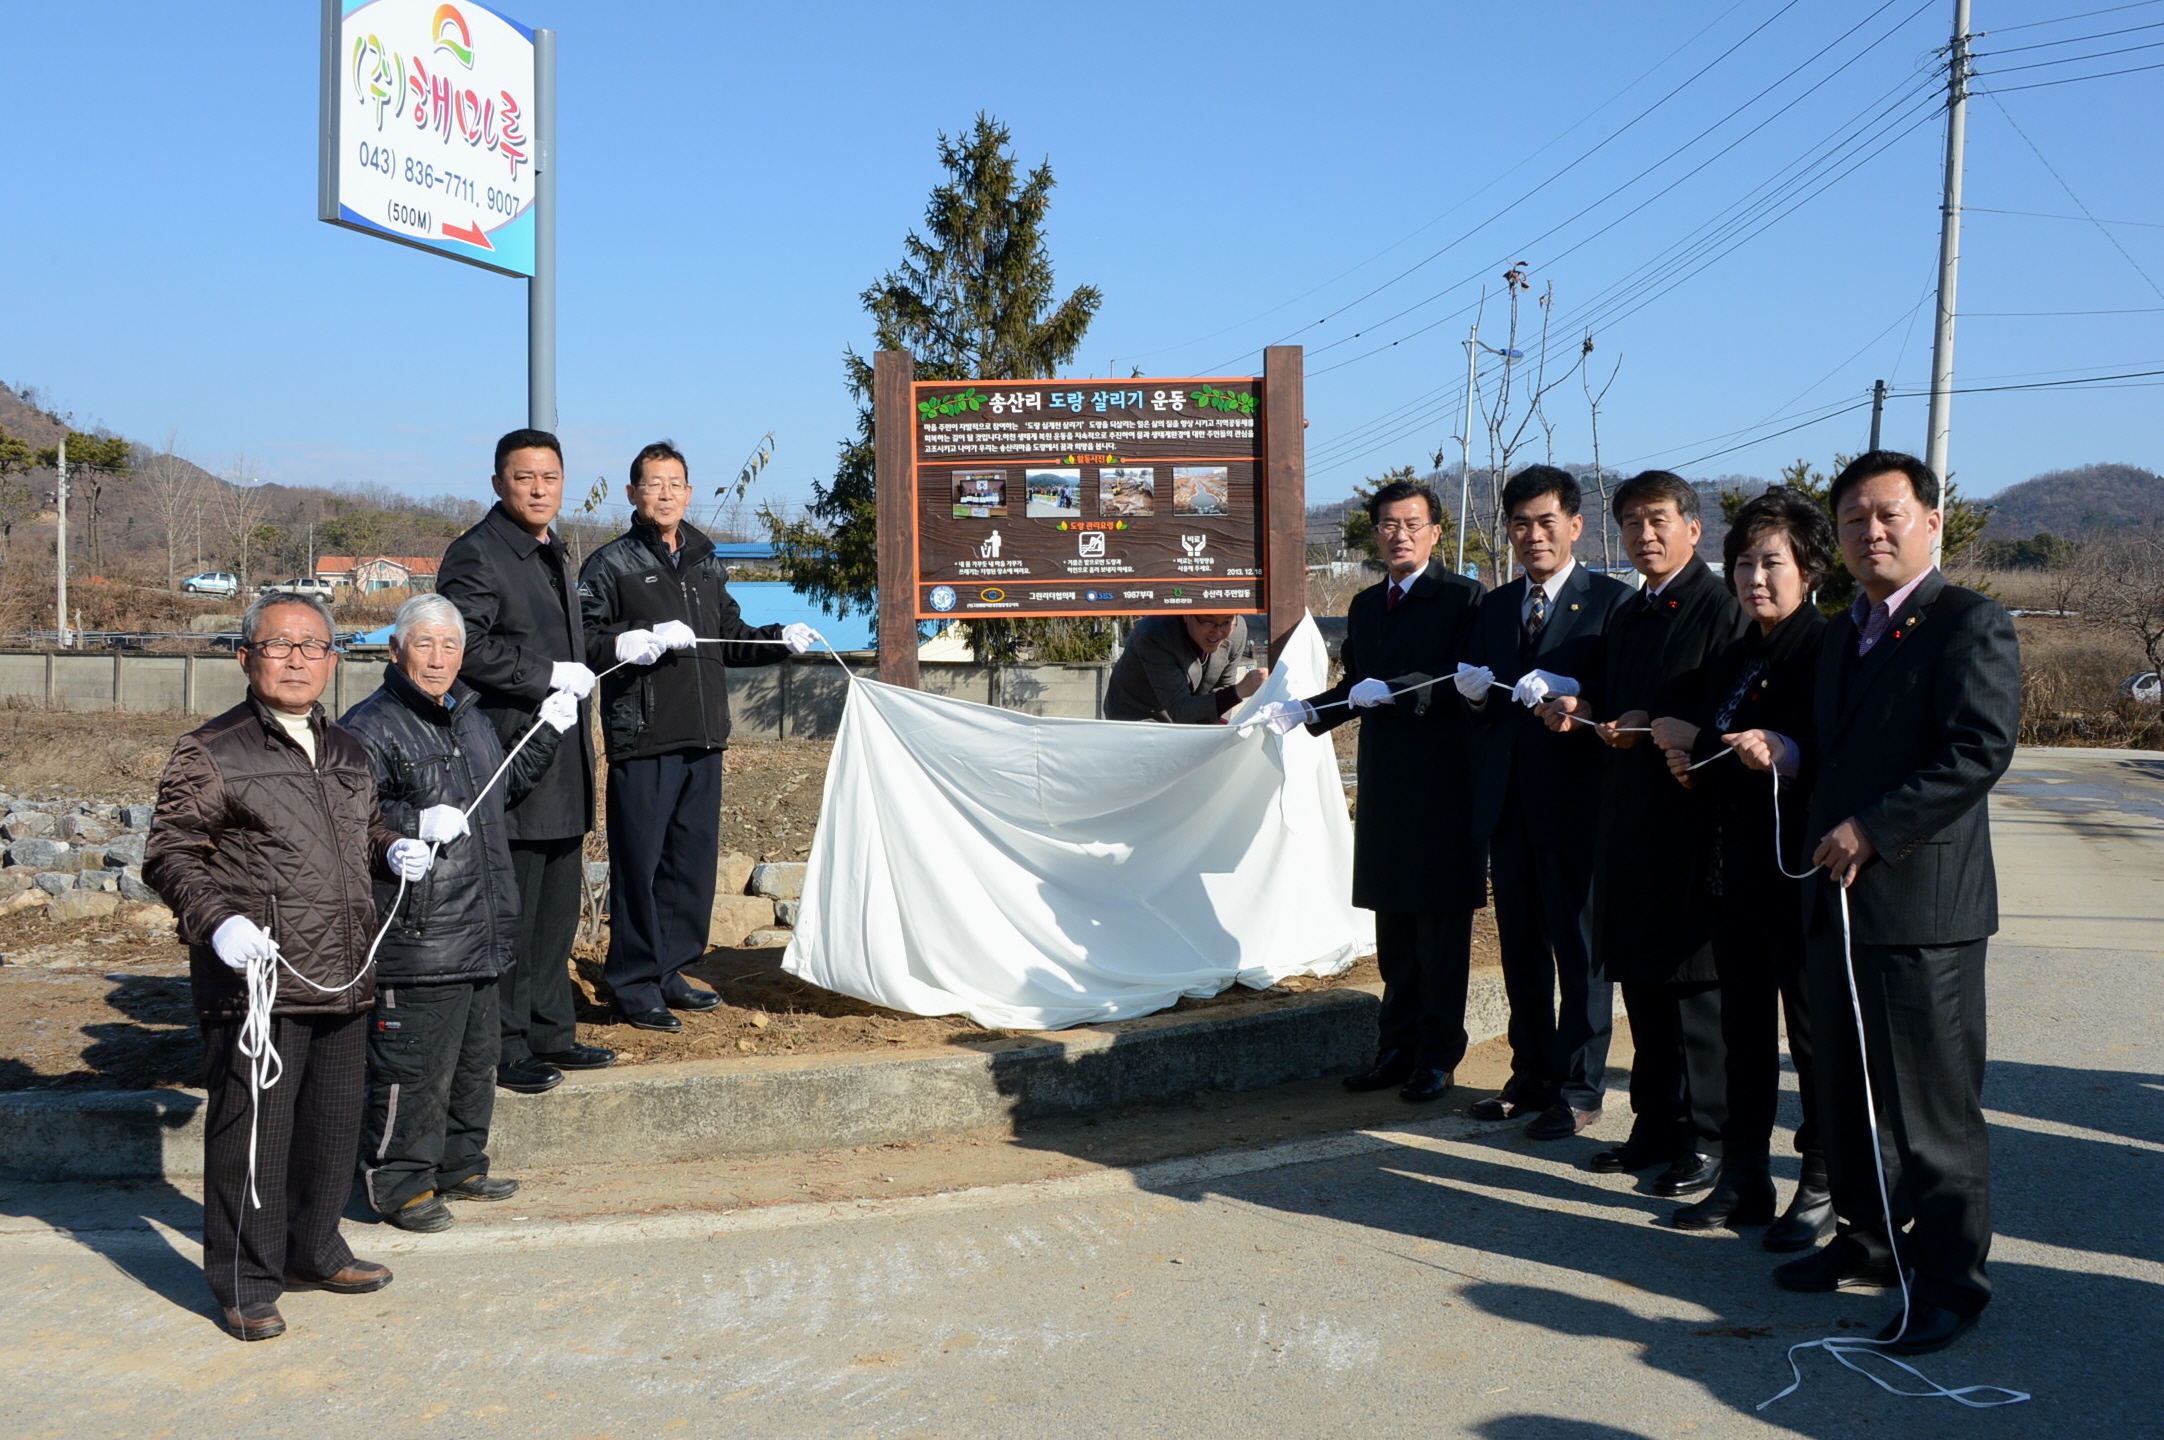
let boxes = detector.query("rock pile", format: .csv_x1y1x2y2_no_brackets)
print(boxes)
0,795,168,924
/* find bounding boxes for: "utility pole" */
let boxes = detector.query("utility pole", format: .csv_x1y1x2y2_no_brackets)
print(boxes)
1456,324,1478,576
1869,378,1888,451
1925,0,1972,565
55,435,69,648
528,28,557,433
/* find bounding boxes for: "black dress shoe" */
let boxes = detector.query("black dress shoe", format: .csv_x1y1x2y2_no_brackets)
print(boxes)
1342,1050,1412,1093
665,985,724,1012
1773,1237,1899,1293
1649,1152,1722,1197
440,1175,519,1202
1399,1068,1455,1104
1468,1093,1547,1122
1588,1139,1675,1173
1668,1167,1776,1229
1763,1181,1836,1252
496,1058,564,1094
534,1043,617,1070
384,1194,455,1233
1525,1103,1601,1141
1877,1301,1979,1355
620,1007,682,1033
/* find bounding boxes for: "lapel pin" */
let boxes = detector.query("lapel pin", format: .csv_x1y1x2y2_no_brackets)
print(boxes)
1569,603,1579,611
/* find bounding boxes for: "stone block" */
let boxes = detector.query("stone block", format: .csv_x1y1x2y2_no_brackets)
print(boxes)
7,838,69,869
0,868,31,897
1,889,46,914
119,900,175,930
708,894,776,949
118,868,161,904
583,861,610,891
715,849,756,898
749,862,806,901
47,890,120,923
101,833,148,868
741,927,794,948
75,870,118,893
120,805,155,831
56,816,109,844
774,898,801,927
3,813,57,841
34,873,75,896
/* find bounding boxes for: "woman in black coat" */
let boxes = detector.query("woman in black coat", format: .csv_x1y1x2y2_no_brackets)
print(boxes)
340,594,575,1232
1649,488,1834,1247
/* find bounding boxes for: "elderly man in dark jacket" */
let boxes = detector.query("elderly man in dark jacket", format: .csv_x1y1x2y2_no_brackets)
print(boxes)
145,592,429,1342
342,594,579,1231
439,428,615,1093
1254,479,1486,1103
579,441,819,1031
1103,613,1264,722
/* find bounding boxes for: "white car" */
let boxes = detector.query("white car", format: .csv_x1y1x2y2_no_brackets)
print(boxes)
181,572,239,597
263,577,336,600
2120,671,2162,705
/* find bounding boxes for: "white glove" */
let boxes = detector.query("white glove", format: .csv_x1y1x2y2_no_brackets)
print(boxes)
1454,663,1496,701
613,630,667,666
416,805,469,844
1512,668,1580,708
1348,677,1395,708
1252,699,1314,735
211,915,279,973
538,689,580,733
782,622,822,656
652,619,698,651
387,838,434,882
549,661,597,698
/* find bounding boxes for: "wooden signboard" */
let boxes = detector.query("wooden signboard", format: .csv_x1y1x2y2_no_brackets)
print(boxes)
875,346,1304,688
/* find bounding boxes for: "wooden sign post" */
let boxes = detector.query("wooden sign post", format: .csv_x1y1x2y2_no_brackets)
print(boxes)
874,349,920,688
1261,345,1306,666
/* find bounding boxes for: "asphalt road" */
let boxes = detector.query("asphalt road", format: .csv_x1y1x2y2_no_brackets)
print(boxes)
4,748,2159,1439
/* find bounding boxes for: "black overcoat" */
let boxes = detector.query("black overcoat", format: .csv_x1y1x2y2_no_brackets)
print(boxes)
1585,557,1751,984
437,502,596,841
1463,562,1635,843
1803,570,2019,945
1305,560,1486,914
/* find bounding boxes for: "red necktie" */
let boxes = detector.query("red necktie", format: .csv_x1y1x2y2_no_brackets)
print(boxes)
1386,584,1404,612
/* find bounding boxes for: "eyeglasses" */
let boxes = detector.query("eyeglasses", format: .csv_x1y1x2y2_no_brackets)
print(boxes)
635,482,691,497
1374,519,1431,537
247,638,336,659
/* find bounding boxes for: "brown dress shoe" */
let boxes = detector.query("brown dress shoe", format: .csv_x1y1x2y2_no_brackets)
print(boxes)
223,1302,286,1341
1524,1103,1602,1141
285,1260,393,1294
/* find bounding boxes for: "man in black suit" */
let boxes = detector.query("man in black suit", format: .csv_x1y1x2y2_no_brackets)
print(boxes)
1456,467,1632,1139
1772,451,2019,1358
1254,479,1485,1103
1540,471,1750,1197
438,429,618,1094
1103,613,1264,722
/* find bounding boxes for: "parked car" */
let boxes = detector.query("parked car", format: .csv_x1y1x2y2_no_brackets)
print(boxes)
262,577,336,600
181,572,239,597
2121,671,2162,704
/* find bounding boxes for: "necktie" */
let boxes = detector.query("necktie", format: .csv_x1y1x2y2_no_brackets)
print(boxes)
1386,584,1404,612
1527,586,1548,638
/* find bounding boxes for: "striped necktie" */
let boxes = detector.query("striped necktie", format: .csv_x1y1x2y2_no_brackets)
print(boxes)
1527,585,1548,638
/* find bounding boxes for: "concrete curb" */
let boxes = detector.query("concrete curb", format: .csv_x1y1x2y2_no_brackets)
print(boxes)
0,971,1509,1183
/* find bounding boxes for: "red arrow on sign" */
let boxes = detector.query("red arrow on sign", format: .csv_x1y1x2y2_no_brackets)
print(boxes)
441,219,493,249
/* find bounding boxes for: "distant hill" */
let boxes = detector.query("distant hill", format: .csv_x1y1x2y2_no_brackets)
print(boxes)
1983,463,2164,539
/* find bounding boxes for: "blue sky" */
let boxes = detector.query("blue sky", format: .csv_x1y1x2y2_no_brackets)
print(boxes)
2,1,2157,517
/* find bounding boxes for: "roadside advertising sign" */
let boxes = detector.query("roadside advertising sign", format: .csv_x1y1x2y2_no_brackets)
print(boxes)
319,0,538,277
912,379,1269,619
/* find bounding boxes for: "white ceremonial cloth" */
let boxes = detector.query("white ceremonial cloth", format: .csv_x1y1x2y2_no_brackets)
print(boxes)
782,614,1372,1030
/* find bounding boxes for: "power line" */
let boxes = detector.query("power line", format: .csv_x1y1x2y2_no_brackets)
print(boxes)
1969,36,2164,72
1973,56,2164,89
1982,0,2163,33
1971,17,2164,54
1965,305,2164,315
1965,204,2164,227
1984,89,2164,302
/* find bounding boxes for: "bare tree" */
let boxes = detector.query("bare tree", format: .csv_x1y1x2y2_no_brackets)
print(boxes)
2079,528,2164,678
216,457,269,595
141,432,203,591
1474,267,1586,583
1581,336,1623,572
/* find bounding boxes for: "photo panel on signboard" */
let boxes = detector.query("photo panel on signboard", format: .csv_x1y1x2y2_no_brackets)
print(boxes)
1025,468,1082,518
1099,467,1155,518
952,469,1007,518
1173,465,1231,516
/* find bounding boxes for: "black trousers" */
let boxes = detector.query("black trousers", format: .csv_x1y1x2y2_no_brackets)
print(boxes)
360,979,500,1214
1620,980,1726,1156
1808,921,1993,1316
199,1010,367,1309
1715,906,1819,1169
1490,805,1612,1111
502,836,582,1065
603,749,724,1016
1372,909,1474,1072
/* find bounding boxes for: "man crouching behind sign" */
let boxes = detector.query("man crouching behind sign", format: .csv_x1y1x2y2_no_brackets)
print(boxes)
1251,479,1485,1103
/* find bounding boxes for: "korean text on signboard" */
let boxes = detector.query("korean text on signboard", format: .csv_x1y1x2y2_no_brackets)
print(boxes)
912,379,1267,619
321,0,537,277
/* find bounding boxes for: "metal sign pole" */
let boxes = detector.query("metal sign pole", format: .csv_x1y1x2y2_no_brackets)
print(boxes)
529,28,557,432
55,436,69,649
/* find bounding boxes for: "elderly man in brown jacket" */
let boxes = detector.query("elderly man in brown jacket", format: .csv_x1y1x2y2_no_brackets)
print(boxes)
145,592,430,1341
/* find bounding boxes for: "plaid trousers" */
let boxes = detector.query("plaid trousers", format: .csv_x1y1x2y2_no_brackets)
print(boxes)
199,1010,367,1309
